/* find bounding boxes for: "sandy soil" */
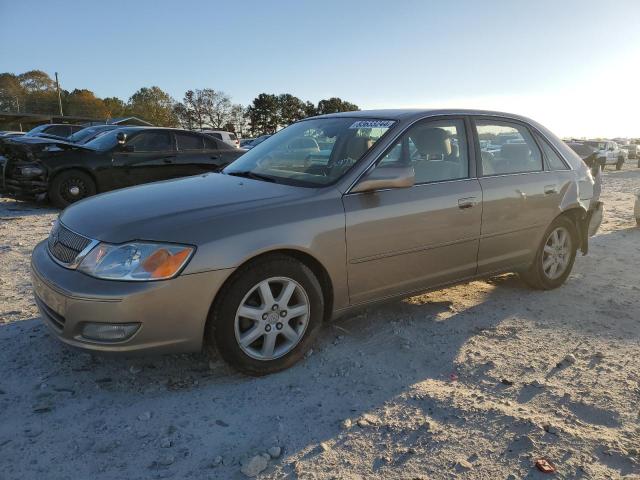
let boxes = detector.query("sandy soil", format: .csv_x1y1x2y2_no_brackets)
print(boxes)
1,165,639,479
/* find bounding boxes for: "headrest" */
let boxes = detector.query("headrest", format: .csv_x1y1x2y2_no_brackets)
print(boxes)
288,137,319,151
346,136,373,160
410,127,452,156
500,143,530,163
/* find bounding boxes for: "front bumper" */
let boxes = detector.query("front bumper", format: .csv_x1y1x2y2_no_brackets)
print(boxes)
30,240,232,354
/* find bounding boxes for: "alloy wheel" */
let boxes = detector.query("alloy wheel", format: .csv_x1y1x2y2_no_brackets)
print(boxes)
234,276,310,361
542,226,572,280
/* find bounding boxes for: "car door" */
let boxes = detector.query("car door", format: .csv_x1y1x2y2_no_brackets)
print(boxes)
343,117,482,305
473,117,562,274
111,130,176,187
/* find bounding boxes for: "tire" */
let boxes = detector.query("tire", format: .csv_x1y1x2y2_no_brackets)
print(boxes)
520,216,577,290
205,254,324,376
616,158,623,170
48,169,96,208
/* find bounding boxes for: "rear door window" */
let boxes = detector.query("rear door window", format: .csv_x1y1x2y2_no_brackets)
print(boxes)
175,132,204,151
203,137,220,150
475,120,542,175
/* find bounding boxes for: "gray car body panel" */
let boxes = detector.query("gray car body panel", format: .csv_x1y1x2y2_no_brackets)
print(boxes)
33,108,598,353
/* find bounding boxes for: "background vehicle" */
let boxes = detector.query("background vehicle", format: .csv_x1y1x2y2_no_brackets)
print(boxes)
566,141,603,176
201,129,240,148
242,134,271,150
31,110,601,376
620,143,638,160
23,123,85,139
582,140,624,170
239,138,255,148
0,131,25,139
1,127,245,207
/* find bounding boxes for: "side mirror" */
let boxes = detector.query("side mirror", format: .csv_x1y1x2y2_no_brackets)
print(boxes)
116,132,127,145
351,165,415,194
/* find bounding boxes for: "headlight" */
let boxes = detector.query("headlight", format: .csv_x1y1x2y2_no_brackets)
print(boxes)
19,165,44,177
77,242,194,281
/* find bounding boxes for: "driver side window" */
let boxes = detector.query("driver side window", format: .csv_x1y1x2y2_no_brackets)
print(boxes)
127,131,173,152
376,119,469,183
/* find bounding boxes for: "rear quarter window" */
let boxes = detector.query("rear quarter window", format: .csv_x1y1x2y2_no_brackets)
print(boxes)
537,136,569,171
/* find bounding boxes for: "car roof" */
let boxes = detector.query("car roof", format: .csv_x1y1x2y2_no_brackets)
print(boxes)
310,108,537,123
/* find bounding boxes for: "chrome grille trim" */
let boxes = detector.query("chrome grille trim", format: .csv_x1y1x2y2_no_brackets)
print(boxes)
47,221,98,269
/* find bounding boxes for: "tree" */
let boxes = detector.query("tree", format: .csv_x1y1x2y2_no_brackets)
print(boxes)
247,93,280,135
18,70,55,93
204,89,232,128
304,101,317,117
228,104,249,136
316,97,359,115
175,89,233,130
102,96,129,119
65,89,109,118
128,86,178,126
0,73,25,111
277,94,307,126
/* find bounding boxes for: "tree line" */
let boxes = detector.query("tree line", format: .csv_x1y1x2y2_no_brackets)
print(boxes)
0,70,359,137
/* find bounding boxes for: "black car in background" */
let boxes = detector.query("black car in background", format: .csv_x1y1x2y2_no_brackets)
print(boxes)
1,127,245,207
565,141,603,177
5,125,121,148
23,123,85,139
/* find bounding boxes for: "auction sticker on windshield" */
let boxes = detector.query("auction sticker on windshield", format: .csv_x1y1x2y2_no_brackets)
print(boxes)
349,120,395,129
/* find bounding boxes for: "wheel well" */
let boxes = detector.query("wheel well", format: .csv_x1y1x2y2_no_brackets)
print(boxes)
49,168,99,191
209,249,334,323
557,208,588,254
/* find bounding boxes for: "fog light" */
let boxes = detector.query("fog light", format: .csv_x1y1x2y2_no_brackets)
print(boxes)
19,166,44,177
81,322,140,342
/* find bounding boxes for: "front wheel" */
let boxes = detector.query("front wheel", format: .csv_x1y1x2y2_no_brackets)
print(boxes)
520,216,577,290
616,158,624,170
48,169,96,208
206,255,324,376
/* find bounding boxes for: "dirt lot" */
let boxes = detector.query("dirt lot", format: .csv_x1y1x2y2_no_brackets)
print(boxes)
1,165,639,480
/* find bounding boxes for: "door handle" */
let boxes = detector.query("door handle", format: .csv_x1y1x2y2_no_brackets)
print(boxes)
458,197,478,209
544,184,558,195
210,155,220,160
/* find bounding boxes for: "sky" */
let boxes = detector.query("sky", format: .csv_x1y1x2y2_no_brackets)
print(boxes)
1,0,640,138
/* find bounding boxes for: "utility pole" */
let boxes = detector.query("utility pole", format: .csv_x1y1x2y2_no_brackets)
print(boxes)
55,72,63,117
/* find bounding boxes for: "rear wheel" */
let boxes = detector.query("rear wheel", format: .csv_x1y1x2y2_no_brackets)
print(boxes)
520,216,577,290
616,157,624,170
206,255,324,376
48,169,96,208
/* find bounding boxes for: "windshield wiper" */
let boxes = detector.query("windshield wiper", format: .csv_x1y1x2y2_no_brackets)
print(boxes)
226,171,277,183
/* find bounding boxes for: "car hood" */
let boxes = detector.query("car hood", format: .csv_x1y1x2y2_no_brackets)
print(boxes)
0,136,90,160
60,173,312,244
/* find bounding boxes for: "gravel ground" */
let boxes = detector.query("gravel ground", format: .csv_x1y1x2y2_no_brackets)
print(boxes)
0,164,639,479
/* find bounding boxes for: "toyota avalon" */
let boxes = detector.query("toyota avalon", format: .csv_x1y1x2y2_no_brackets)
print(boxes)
31,109,603,375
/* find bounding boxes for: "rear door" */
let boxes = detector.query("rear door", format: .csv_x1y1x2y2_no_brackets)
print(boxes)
111,130,175,186
473,117,562,274
173,132,233,176
343,117,482,304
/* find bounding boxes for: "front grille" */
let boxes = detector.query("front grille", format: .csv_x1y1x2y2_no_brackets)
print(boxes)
35,295,66,332
48,222,92,265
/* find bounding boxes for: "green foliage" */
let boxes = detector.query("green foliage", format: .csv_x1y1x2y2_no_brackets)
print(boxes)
316,97,359,115
0,70,360,134
128,86,178,127
247,93,280,135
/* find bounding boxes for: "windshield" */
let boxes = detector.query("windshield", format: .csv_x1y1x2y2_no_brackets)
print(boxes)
25,124,48,136
223,118,396,186
83,129,125,150
68,126,115,144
